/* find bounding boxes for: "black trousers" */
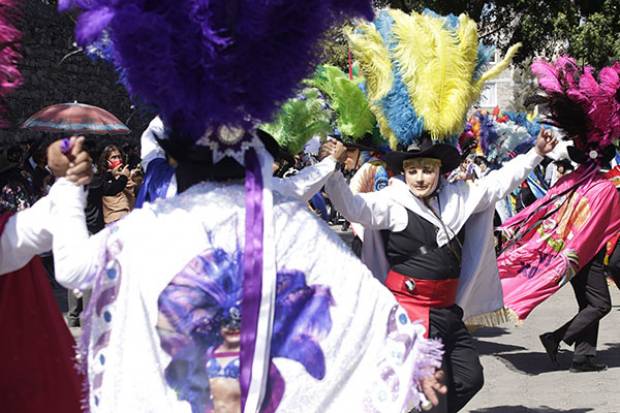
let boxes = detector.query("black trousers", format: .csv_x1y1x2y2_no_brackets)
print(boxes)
41,254,68,313
67,289,91,325
551,251,611,361
428,306,484,413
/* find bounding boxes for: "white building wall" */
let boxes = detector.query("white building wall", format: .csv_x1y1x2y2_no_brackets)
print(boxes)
477,51,517,110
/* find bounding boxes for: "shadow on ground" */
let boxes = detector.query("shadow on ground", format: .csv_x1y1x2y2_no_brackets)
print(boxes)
469,406,593,413
475,339,526,356
472,327,511,338
598,342,620,366
491,343,620,376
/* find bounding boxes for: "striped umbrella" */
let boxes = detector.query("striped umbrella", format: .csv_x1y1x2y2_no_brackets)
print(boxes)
21,102,130,135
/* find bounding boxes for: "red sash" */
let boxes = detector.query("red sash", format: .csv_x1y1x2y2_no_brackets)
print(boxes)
385,270,458,338
0,213,83,412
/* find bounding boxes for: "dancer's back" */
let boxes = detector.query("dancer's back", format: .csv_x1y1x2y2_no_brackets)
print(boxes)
51,180,441,413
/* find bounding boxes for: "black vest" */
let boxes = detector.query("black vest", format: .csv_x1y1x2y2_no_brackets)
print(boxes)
382,209,464,280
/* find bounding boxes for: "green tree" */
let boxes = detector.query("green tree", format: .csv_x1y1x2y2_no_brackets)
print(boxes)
508,57,537,112
378,0,620,68
319,27,351,70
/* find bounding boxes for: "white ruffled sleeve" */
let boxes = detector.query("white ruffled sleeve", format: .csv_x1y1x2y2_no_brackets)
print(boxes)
49,179,109,290
471,148,543,213
0,196,53,275
325,171,407,231
272,157,336,202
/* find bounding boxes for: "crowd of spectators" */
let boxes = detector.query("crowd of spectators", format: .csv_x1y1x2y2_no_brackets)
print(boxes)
0,139,142,324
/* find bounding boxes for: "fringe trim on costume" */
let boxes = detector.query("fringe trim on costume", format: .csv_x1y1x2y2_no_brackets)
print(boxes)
464,307,518,331
407,336,444,411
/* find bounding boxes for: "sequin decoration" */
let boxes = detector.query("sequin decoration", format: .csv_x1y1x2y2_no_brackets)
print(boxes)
196,126,261,166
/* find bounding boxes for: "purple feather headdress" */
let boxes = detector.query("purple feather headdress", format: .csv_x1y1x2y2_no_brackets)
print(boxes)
59,0,373,143
531,57,620,157
0,0,23,128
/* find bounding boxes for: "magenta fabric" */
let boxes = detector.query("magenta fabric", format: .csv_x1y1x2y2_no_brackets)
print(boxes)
499,165,620,321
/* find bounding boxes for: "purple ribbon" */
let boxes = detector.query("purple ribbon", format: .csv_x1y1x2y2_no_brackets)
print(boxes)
60,137,73,155
239,148,264,411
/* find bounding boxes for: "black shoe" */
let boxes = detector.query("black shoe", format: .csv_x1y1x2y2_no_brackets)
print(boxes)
570,358,608,373
539,332,560,365
67,317,80,328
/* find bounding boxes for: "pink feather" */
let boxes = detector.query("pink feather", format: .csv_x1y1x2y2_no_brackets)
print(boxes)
0,0,23,128
598,66,620,95
531,55,620,152
531,59,562,94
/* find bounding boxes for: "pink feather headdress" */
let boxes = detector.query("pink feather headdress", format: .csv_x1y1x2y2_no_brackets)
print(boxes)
0,0,22,128
531,57,620,158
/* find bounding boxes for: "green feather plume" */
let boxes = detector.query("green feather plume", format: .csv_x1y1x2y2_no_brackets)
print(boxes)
308,65,376,140
261,88,332,155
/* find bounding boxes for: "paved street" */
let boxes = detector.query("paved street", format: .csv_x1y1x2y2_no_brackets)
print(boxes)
466,287,620,413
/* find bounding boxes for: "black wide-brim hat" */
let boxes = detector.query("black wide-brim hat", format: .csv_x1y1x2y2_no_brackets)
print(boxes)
384,138,461,174
342,132,388,153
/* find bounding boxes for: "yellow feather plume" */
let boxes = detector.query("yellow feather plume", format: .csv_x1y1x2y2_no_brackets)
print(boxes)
390,10,481,139
348,8,521,145
457,14,480,81
346,25,393,102
477,43,522,87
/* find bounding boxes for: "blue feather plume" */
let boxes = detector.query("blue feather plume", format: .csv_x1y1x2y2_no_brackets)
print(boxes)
375,10,424,149
473,44,496,81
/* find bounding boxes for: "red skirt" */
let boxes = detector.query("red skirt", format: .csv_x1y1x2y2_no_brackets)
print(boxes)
0,214,83,412
385,270,459,338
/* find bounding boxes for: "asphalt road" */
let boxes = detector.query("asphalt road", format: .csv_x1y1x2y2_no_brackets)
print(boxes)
466,286,620,413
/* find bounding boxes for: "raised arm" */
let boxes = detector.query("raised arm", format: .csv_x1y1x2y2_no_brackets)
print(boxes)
48,138,106,291
49,179,108,290
471,130,557,213
272,157,336,202
324,171,407,231
0,196,53,275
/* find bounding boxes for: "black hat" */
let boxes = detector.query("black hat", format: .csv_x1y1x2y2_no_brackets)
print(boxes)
384,137,461,174
342,132,388,153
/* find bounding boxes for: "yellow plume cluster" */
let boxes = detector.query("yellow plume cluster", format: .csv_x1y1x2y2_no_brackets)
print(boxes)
346,24,393,102
347,8,521,143
347,24,398,147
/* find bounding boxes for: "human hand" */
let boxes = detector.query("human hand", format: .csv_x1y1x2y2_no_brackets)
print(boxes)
113,164,130,178
47,136,92,185
130,167,143,185
420,369,447,410
65,137,93,186
130,167,142,179
47,138,73,178
318,139,334,161
319,138,347,162
535,128,558,156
